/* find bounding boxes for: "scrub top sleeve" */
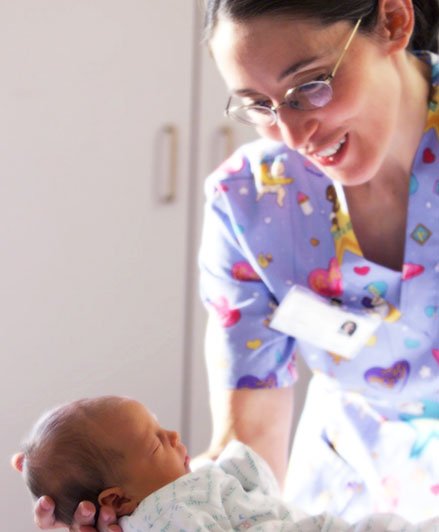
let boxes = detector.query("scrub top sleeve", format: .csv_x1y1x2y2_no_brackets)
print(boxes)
199,162,298,391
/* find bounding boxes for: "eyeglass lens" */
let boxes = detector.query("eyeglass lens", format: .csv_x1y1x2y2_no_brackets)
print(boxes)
229,80,334,125
286,81,333,110
237,106,275,126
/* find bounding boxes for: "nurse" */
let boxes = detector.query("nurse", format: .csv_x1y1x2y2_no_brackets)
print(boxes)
30,0,439,530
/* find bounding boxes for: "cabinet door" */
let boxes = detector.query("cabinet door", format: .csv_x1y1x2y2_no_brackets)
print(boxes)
188,36,312,455
188,40,258,454
0,2,194,530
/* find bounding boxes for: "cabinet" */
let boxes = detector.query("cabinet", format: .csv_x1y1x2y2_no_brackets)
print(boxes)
187,42,311,455
0,4,310,531
186,42,258,453
1,2,196,530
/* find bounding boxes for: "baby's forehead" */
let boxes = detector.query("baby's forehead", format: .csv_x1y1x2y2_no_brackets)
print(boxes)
93,397,155,430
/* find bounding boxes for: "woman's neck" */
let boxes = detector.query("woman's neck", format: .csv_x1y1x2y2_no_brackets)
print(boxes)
386,50,431,181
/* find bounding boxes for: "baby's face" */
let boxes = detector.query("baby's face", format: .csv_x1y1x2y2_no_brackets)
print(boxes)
104,399,191,503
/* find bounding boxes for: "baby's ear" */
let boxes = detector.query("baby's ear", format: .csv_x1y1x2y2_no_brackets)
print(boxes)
98,487,137,517
11,453,25,473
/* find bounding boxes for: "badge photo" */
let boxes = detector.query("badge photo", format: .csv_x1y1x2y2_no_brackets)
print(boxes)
269,285,381,359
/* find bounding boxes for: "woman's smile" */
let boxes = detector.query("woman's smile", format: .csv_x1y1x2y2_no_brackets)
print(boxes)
305,133,348,166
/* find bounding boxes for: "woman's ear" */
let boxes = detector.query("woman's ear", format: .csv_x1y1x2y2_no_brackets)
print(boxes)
11,452,24,473
377,0,414,52
98,487,138,517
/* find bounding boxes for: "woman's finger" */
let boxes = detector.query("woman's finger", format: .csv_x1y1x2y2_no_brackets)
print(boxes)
95,506,120,532
95,506,119,532
11,452,25,472
70,501,97,531
34,496,59,529
80,527,121,532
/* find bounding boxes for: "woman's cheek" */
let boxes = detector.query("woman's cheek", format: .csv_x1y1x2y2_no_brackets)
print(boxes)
256,124,283,142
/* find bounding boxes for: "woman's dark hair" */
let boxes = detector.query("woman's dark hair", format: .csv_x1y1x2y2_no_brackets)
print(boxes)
204,0,439,53
22,398,125,526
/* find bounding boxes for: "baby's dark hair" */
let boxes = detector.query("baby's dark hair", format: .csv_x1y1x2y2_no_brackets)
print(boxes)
22,397,125,526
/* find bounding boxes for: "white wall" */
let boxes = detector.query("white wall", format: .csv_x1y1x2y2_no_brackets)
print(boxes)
0,2,196,530
0,4,311,532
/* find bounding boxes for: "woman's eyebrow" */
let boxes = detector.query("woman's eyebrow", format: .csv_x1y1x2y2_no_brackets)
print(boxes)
232,88,266,96
278,56,320,81
230,56,323,96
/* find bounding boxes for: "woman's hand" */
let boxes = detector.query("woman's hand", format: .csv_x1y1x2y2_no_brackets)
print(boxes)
12,453,121,532
33,496,64,530
34,497,121,532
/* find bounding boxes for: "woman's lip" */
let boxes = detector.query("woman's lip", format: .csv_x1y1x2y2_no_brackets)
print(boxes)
184,455,191,470
309,134,349,166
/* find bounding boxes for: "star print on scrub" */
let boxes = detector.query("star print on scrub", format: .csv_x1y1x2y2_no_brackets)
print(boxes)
199,52,439,522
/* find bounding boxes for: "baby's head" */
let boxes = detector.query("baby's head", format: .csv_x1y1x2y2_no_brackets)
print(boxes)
14,396,191,525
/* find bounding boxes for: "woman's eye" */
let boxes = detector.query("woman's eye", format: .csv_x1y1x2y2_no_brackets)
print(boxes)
243,97,271,107
254,99,271,107
295,71,328,86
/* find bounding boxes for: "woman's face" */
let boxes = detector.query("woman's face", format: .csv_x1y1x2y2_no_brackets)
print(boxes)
209,15,403,187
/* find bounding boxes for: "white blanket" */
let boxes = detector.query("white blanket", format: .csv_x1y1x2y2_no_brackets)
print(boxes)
119,441,439,532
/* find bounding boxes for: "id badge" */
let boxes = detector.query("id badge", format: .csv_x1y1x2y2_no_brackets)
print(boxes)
269,285,381,359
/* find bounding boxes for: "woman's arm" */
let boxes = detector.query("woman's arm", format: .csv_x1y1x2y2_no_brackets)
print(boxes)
198,151,299,487
206,386,294,487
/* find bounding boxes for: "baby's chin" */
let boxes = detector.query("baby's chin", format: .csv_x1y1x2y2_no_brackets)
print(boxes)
184,455,191,473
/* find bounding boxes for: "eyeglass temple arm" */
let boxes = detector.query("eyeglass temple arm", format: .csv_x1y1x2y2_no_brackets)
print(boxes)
330,18,362,79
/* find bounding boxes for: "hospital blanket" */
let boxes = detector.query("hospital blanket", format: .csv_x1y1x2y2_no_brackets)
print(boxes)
119,440,439,531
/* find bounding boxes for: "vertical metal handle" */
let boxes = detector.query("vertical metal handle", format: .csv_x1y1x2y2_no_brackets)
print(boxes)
160,124,178,204
217,125,234,161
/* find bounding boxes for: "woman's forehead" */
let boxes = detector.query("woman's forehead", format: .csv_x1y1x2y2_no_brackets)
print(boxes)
210,15,348,91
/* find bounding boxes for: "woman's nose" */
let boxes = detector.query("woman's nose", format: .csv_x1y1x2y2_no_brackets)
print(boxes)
277,108,319,150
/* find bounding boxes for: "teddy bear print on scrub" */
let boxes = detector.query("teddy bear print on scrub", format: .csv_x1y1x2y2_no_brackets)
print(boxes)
254,153,293,207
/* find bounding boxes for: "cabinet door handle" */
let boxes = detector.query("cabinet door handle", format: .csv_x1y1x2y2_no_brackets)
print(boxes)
160,124,178,204
217,125,234,161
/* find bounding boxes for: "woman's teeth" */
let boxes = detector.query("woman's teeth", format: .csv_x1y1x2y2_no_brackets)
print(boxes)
316,135,347,157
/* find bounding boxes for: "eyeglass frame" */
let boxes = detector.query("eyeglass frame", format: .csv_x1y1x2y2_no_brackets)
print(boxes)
224,17,363,126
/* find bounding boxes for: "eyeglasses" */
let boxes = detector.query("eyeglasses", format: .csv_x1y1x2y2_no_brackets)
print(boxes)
224,18,362,127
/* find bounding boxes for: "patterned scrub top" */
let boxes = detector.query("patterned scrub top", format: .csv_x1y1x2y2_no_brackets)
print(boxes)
199,52,439,523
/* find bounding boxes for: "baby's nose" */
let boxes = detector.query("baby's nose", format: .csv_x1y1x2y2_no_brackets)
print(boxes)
168,430,179,446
